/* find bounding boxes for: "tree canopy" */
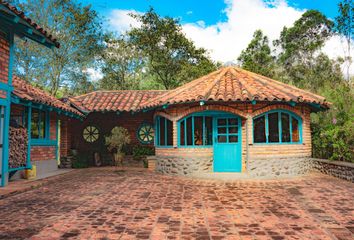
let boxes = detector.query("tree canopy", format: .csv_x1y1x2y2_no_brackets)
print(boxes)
127,8,218,89
12,0,104,96
237,30,274,78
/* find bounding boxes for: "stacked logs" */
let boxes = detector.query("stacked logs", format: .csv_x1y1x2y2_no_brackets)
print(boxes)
9,127,28,169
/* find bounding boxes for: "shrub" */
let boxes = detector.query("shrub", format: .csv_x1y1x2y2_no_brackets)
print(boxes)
132,146,155,159
105,127,131,166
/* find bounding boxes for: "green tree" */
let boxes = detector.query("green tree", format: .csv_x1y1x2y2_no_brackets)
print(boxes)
274,10,334,87
99,36,144,90
128,8,218,89
275,10,333,68
335,0,354,81
12,0,104,96
238,30,274,77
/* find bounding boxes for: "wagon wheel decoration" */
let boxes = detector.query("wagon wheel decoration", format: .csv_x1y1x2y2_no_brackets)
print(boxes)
83,125,99,143
137,123,154,144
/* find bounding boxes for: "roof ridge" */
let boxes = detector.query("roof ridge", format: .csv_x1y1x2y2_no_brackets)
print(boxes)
201,68,229,100
236,67,326,102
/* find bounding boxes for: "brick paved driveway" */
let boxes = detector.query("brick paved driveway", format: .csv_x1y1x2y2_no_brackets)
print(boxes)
0,168,353,240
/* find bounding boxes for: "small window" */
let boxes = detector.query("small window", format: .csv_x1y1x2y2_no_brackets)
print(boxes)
179,115,213,146
253,110,301,144
156,116,173,146
31,109,47,139
253,116,266,143
268,112,279,142
83,125,99,143
137,123,154,144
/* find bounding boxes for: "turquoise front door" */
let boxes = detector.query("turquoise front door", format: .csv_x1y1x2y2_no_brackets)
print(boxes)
213,116,242,172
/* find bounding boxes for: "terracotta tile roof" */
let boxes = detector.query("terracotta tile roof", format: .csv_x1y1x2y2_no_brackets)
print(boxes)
12,76,83,116
140,67,330,110
70,90,168,112
0,1,60,48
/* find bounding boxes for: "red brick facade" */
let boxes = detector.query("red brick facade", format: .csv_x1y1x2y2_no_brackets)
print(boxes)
10,104,60,162
70,111,155,161
0,36,9,88
154,102,312,172
30,146,56,161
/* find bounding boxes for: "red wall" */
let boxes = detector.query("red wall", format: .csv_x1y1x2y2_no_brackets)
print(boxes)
0,35,9,99
70,111,155,158
10,104,60,162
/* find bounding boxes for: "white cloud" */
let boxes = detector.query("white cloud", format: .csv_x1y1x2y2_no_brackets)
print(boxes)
84,68,103,82
109,9,141,35
182,0,304,62
107,0,354,75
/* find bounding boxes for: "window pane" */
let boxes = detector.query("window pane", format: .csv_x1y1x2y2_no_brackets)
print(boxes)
204,117,213,145
281,113,290,142
218,135,226,143
228,118,238,126
218,127,226,134
254,116,266,143
166,119,173,146
229,135,238,143
292,118,300,142
194,117,203,145
229,126,238,134
268,112,279,142
180,121,185,145
217,118,226,126
159,118,165,145
40,112,46,138
31,110,40,139
186,117,193,145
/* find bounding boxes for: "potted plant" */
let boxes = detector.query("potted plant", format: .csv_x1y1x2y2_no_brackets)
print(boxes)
105,126,131,167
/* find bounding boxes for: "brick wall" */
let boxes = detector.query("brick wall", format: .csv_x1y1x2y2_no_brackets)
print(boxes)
0,36,9,88
10,104,59,162
60,117,72,158
71,111,155,159
154,102,312,173
30,146,56,161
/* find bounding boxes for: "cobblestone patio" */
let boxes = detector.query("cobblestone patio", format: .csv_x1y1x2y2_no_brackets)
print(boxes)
0,168,353,240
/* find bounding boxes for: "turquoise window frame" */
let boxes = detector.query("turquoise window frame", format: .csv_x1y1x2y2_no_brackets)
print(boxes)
155,116,173,148
178,114,214,148
30,107,54,146
253,109,303,144
177,111,239,148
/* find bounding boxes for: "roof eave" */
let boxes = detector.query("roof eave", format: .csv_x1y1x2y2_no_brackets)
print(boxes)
0,3,59,48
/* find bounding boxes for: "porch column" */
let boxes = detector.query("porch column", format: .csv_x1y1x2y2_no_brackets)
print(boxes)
245,114,253,172
172,120,178,147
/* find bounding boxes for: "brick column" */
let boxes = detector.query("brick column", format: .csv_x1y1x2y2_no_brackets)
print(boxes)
172,120,178,147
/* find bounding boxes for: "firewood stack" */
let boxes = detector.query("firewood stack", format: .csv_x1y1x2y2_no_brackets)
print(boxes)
9,127,28,169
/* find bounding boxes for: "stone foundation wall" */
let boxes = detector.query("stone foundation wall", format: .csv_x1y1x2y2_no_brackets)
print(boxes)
156,156,213,175
248,157,313,177
311,159,354,182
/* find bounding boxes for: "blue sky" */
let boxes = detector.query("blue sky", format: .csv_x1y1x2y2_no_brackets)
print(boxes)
78,0,349,71
81,0,341,26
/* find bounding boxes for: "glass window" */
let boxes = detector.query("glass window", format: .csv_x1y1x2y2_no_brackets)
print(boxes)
186,117,193,145
292,118,300,142
204,117,213,145
180,120,185,145
194,116,203,145
179,115,214,146
254,116,266,143
31,109,47,139
253,111,301,144
156,116,173,146
281,113,290,142
268,112,279,142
